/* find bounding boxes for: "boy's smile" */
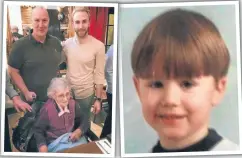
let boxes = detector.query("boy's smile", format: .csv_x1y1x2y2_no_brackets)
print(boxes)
157,113,186,126
133,75,227,149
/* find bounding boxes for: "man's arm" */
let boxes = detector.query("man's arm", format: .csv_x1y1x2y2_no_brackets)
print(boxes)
5,71,18,99
8,66,36,102
5,70,32,112
94,45,106,98
92,44,106,114
8,41,36,102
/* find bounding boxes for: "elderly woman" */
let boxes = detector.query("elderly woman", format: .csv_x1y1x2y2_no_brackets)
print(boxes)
33,77,88,152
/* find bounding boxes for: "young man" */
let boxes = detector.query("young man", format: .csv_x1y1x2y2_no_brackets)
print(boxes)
8,6,64,152
63,7,105,129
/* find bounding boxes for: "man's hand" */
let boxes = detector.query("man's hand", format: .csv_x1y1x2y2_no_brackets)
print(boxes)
24,91,37,102
39,145,48,152
12,95,32,112
91,100,101,114
69,128,82,142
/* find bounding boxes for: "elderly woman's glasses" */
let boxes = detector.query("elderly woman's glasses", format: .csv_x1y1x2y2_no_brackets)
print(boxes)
56,92,71,101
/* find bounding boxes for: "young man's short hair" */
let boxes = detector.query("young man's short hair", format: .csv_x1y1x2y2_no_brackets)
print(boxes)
71,7,90,20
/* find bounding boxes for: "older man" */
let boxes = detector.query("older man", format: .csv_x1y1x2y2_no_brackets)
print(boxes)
8,6,63,105
11,25,24,42
63,7,105,129
8,6,63,152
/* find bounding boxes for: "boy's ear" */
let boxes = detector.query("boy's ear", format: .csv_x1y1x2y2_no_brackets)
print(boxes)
133,75,141,98
212,76,227,107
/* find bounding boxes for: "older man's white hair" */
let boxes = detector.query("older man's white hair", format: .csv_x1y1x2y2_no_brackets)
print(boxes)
47,77,71,99
31,6,49,21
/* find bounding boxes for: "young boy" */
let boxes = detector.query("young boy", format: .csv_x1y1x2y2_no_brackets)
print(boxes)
131,8,239,152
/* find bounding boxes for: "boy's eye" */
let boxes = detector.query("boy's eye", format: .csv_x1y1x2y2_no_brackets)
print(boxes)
150,81,163,88
181,80,194,88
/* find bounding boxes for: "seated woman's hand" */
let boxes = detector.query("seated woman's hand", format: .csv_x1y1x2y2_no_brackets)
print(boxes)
39,145,48,152
69,128,82,142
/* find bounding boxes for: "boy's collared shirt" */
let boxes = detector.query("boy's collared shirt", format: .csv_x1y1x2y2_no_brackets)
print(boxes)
151,128,238,152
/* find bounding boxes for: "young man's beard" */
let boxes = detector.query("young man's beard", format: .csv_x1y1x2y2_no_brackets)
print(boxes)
75,28,88,38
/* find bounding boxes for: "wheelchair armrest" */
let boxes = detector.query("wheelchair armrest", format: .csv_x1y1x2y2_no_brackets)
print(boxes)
85,128,99,142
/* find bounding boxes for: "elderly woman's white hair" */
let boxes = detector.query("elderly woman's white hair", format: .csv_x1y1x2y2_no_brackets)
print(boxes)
47,77,71,99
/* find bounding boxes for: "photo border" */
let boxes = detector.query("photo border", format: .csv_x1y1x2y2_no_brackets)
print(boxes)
1,1,119,157
119,0,242,157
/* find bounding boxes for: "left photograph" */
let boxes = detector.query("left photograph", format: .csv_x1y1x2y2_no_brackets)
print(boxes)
2,1,118,157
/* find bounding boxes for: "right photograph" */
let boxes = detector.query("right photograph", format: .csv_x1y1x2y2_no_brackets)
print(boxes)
119,1,241,157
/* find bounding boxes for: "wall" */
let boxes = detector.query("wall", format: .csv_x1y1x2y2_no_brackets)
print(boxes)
8,5,23,34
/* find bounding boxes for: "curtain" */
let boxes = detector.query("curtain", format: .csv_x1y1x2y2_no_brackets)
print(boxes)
89,7,108,43
7,7,12,58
